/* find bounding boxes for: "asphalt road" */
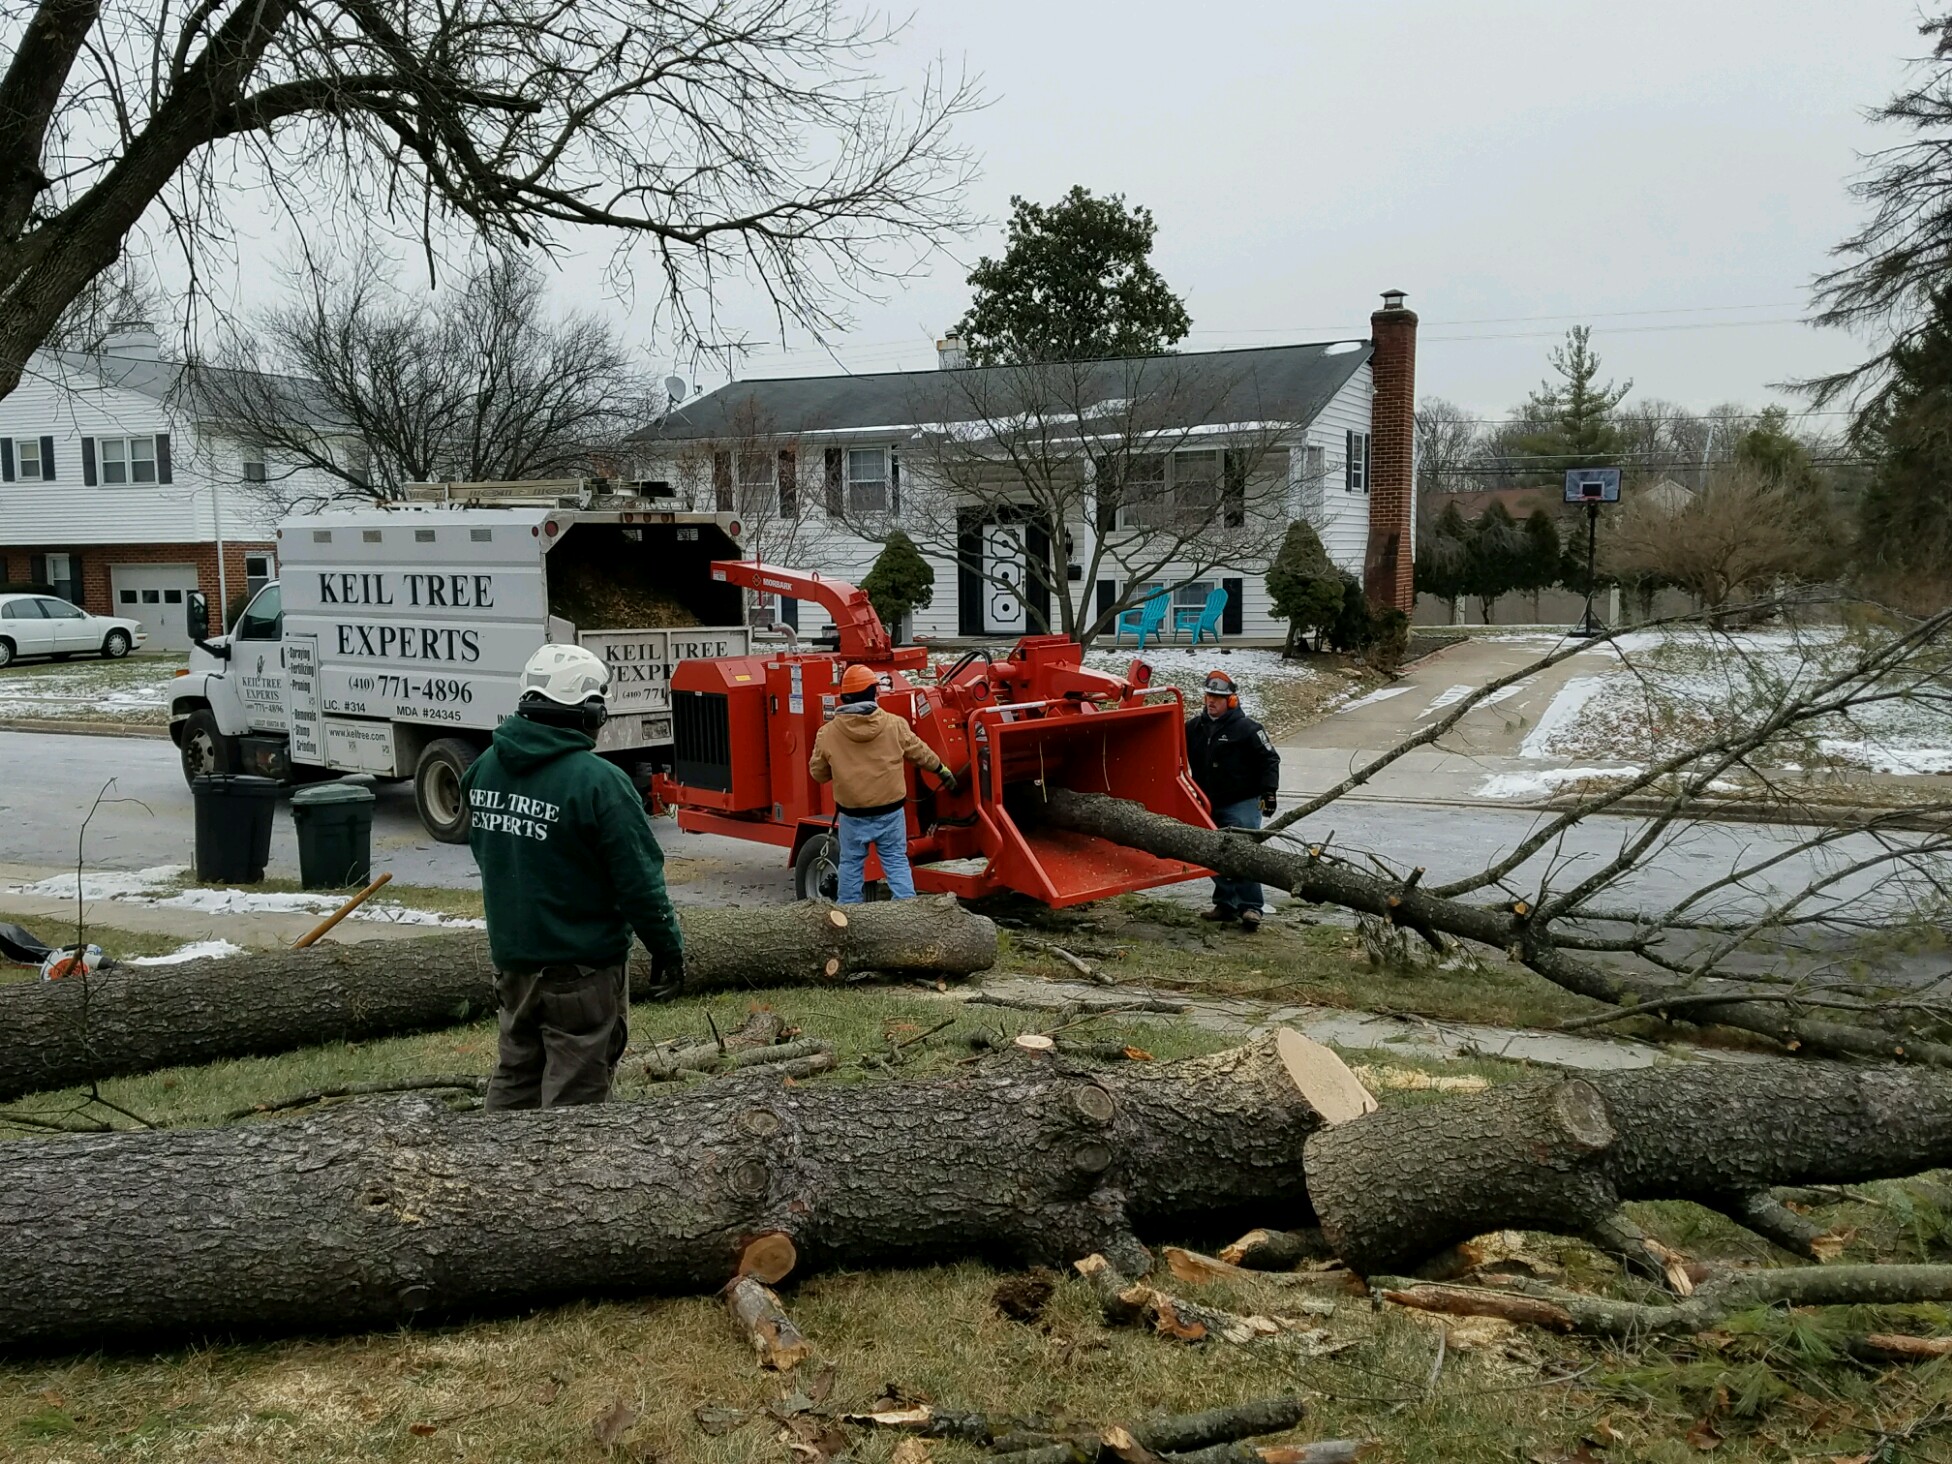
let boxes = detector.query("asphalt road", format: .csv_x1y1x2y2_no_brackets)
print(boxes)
0,729,1931,931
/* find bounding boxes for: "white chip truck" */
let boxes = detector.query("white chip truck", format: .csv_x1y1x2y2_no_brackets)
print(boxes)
170,489,749,841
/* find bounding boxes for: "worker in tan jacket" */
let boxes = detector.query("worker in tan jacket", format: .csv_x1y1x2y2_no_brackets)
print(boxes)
809,664,957,902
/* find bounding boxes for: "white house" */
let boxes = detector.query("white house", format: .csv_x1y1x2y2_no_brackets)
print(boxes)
634,293,1418,642
0,327,342,651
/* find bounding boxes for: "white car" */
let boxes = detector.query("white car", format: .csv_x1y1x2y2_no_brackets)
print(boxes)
0,592,147,667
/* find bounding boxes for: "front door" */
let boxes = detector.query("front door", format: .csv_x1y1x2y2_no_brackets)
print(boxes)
39,597,96,651
232,583,287,733
981,523,1027,634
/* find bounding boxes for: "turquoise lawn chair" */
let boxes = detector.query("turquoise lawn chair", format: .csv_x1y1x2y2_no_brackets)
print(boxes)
1114,590,1171,649
1175,585,1229,645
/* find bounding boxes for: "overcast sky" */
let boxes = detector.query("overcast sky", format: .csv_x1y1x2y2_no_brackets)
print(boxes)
210,1,1929,425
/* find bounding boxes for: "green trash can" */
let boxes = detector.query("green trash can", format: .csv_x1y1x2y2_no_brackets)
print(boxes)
291,780,377,890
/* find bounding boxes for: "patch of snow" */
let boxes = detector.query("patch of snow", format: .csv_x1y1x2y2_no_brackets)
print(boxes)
128,939,244,966
1479,682,1528,707
2,864,182,900
1341,685,1411,711
1476,766,1643,801
1518,677,1608,758
148,887,483,927
1322,341,1364,356
1818,740,1952,776
1418,685,1473,719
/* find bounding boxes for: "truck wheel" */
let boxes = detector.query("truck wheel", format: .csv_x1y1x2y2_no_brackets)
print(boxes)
179,709,234,785
793,832,840,902
415,738,480,844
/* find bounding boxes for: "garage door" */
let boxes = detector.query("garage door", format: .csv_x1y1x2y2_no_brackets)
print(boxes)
110,564,198,652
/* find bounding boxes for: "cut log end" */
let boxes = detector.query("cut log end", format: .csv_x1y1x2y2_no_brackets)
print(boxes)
1274,1028,1378,1125
1552,1079,1615,1152
735,1232,799,1286
828,909,849,929
822,957,842,978
1015,1034,1057,1055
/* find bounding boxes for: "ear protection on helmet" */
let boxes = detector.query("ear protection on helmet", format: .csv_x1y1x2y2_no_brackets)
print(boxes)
1202,671,1239,709
519,694,609,733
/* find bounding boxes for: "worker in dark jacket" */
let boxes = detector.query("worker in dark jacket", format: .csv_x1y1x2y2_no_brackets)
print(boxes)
463,643,684,1109
1185,669,1281,931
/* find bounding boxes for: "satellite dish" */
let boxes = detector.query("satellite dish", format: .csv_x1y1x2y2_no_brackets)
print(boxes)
664,375,688,404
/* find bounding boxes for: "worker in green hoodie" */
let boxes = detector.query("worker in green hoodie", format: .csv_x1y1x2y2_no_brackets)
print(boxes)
462,643,683,1109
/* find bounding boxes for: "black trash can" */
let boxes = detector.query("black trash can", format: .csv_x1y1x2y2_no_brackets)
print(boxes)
291,780,377,890
191,774,279,884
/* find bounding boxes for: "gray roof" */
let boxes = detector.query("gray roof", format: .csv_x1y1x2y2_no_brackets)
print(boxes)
45,349,344,429
643,340,1373,443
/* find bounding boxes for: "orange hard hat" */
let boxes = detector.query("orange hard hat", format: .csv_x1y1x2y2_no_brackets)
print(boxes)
840,664,880,695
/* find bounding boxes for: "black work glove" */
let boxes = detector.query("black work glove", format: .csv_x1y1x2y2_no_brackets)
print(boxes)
1260,792,1278,818
648,946,685,998
936,766,959,793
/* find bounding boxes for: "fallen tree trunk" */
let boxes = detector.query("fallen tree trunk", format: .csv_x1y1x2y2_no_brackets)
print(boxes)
0,1030,1347,1349
1040,790,1952,1066
0,895,994,1101
1303,1061,1952,1275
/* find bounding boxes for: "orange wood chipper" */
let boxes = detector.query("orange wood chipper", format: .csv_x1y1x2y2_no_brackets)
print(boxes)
650,560,1215,906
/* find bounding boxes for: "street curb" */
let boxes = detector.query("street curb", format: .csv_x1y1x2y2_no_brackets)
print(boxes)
0,718,169,740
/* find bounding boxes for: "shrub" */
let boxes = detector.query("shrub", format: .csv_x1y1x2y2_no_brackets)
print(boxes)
1266,520,1343,654
859,530,934,634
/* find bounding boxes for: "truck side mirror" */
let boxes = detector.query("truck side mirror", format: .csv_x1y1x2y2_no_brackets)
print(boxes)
187,590,209,641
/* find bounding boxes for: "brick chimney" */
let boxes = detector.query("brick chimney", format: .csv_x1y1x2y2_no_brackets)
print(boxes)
1364,289,1417,614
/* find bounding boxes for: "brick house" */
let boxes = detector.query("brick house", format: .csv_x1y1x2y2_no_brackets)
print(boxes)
633,293,1418,642
0,327,342,652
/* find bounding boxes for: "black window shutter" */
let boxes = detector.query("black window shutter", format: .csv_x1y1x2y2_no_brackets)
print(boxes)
1222,449,1245,527
1094,578,1116,634
1094,472,1118,533
890,450,901,515
29,554,46,585
780,596,800,629
1222,577,1244,635
711,450,732,512
0,439,12,482
155,432,172,484
823,448,843,515
81,437,96,486
955,508,982,634
1363,433,1372,493
1344,431,1355,492
39,435,54,481
777,448,797,517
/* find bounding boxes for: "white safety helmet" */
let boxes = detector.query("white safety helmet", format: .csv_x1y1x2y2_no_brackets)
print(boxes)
520,643,611,706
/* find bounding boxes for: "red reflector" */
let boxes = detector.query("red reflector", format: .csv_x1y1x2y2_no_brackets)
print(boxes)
729,520,743,538
544,520,559,537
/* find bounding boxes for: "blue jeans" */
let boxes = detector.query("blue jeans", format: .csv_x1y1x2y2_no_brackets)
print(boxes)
837,808,916,903
1211,797,1264,914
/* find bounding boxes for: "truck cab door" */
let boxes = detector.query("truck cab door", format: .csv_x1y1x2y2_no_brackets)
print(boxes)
231,584,288,732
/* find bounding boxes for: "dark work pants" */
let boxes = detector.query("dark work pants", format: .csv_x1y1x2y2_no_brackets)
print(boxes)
486,962,628,1110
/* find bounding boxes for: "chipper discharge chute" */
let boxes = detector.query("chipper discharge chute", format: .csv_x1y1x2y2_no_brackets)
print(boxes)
652,562,1214,907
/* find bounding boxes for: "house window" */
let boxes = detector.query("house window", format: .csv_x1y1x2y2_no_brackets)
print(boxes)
734,452,776,516
1118,451,1224,530
100,436,157,485
242,447,267,482
16,439,41,479
1346,431,1371,494
1173,579,1215,611
847,448,889,514
245,554,274,595
1302,444,1327,484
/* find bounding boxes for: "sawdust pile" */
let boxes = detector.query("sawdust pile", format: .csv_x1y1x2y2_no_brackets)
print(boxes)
548,558,701,631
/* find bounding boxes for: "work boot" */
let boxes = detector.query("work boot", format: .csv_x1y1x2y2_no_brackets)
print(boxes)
1200,906,1236,923
1238,909,1263,933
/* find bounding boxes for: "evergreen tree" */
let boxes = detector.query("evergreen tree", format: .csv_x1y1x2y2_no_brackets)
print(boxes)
953,187,1192,364
1855,289,1952,588
1414,500,1472,622
859,530,935,635
1520,509,1562,618
1465,501,1526,624
1512,327,1630,473
1733,405,1819,492
1266,520,1344,655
